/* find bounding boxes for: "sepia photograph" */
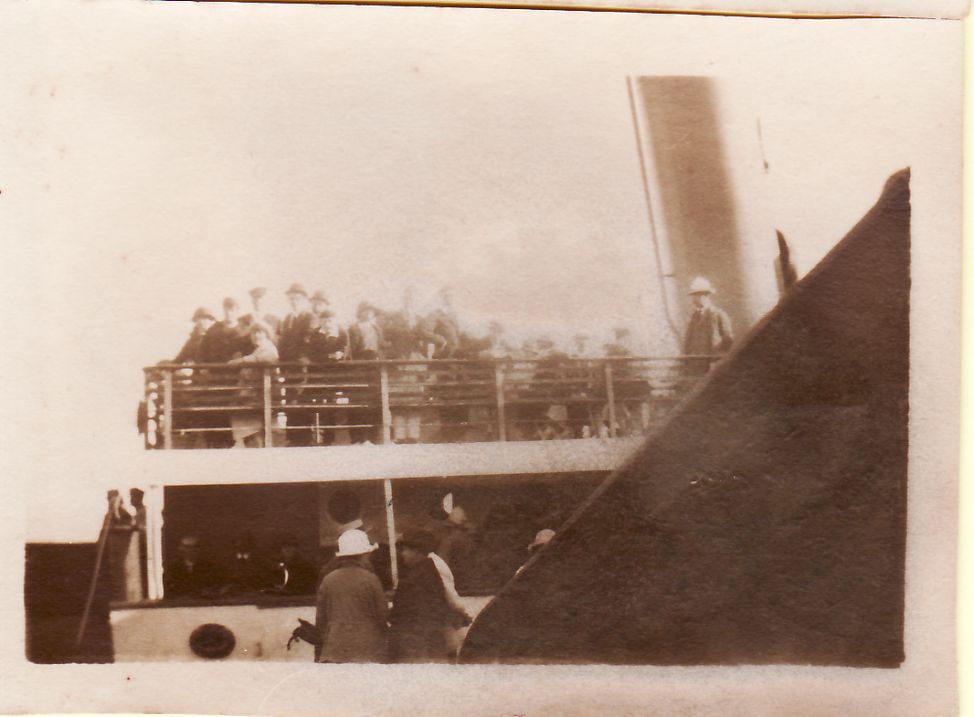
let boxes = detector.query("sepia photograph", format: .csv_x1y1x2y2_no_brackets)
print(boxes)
1,1,963,715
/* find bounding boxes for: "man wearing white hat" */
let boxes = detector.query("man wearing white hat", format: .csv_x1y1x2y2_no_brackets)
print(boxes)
683,276,734,357
314,529,389,663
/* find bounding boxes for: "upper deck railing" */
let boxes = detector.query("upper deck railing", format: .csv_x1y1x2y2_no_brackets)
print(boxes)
140,356,719,450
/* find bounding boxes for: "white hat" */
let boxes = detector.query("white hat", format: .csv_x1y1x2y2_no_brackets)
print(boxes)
335,529,377,557
688,277,715,295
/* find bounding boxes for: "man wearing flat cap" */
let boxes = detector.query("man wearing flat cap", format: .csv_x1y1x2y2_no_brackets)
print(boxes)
278,284,315,362
308,291,350,362
199,297,250,363
172,307,216,364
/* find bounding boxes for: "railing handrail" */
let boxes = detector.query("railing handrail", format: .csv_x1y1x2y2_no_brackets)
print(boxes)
145,355,720,372
141,354,720,449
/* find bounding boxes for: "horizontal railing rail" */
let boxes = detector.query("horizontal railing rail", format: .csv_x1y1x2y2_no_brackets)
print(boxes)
141,356,719,449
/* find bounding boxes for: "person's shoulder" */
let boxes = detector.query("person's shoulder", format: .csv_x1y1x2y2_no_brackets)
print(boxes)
321,565,348,586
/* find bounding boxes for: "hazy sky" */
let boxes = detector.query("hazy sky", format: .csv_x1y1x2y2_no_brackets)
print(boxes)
3,3,959,540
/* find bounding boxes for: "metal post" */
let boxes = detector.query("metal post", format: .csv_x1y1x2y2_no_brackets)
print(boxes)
604,362,617,438
379,364,392,445
162,369,173,450
76,511,112,649
383,478,398,588
144,485,165,601
262,368,274,448
494,363,507,442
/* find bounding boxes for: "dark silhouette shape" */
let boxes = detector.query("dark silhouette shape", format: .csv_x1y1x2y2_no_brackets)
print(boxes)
461,169,910,667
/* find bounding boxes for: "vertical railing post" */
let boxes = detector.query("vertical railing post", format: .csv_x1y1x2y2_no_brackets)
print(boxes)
262,368,274,448
379,364,392,445
494,362,507,442
383,478,398,588
145,485,165,601
162,368,173,450
604,362,617,438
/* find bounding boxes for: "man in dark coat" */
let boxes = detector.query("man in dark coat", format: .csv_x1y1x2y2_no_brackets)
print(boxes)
198,297,249,363
683,277,734,356
164,535,222,599
389,529,468,663
196,297,249,447
173,308,216,364
307,292,350,362
427,495,476,593
427,287,461,359
220,532,270,596
278,284,317,445
270,535,318,595
278,284,316,362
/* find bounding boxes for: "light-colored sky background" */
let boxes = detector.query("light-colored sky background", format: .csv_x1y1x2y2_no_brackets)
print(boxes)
3,5,958,540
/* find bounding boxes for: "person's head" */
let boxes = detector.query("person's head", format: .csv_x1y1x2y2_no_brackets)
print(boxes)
488,321,504,339
223,297,240,324
613,326,630,341
438,286,455,307
334,529,377,559
572,333,589,353
249,322,272,346
192,307,216,332
398,529,437,566
310,290,330,317
249,287,267,312
129,488,145,510
689,277,715,309
286,284,309,313
178,534,201,561
356,302,377,323
319,312,338,334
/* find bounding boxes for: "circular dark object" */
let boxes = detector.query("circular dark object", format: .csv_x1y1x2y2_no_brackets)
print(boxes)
327,489,362,524
189,623,236,659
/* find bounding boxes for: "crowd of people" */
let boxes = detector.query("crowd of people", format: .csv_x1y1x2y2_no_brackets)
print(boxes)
169,283,656,368
156,279,733,447
170,278,733,365
163,489,559,663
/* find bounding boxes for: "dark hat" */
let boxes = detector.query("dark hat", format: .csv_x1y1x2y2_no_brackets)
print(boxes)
249,287,267,298
310,290,330,305
223,297,240,310
192,307,216,322
286,283,308,297
399,529,437,554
